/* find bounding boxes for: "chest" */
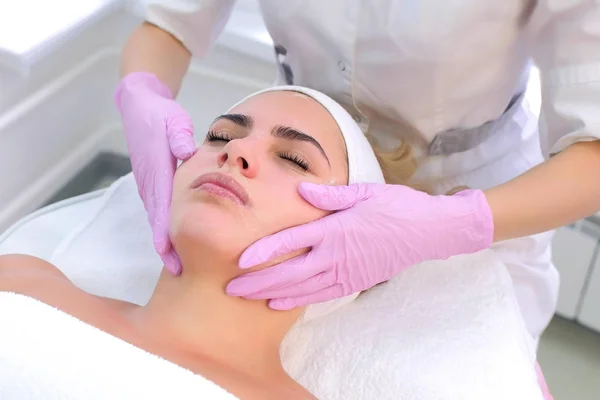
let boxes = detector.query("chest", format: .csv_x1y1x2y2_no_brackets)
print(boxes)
257,0,535,138
259,0,532,59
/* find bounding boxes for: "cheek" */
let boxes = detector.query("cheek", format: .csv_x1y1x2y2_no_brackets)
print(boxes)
188,147,221,171
170,149,221,229
173,149,219,197
255,171,330,234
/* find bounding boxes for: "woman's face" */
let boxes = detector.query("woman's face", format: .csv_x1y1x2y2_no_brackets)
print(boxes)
170,91,348,269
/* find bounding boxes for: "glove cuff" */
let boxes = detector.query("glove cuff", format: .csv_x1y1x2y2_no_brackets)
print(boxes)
454,189,495,252
114,72,174,109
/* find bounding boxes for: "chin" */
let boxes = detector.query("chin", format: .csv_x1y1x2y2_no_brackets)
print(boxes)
170,204,255,260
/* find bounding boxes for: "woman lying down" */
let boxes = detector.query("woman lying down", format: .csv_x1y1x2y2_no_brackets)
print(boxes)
1,86,411,399
0,86,554,399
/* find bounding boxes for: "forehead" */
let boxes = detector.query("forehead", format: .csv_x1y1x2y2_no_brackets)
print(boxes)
226,91,348,182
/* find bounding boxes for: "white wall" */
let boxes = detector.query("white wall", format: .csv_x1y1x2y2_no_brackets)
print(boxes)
0,3,276,232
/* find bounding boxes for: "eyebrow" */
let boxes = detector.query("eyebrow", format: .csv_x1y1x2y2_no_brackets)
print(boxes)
213,113,253,130
213,113,330,165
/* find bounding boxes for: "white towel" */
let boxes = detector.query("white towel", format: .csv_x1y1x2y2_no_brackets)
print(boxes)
0,292,238,400
43,174,543,400
281,250,543,400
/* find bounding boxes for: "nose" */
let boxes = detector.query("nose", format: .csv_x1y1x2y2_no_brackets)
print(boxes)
217,139,258,178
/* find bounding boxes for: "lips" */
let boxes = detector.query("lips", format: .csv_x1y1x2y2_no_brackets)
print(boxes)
190,172,250,206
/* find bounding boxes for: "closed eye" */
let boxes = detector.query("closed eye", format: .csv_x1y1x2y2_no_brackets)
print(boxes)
279,152,309,171
205,130,233,142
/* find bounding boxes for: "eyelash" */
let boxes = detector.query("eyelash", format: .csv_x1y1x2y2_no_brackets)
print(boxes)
205,130,310,172
206,130,233,142
279,152,309,171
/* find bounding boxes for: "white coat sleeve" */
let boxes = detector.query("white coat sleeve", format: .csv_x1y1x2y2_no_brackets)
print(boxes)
529,0,600,155
141,0,237,57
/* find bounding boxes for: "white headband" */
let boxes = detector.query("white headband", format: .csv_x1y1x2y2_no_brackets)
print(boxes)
228,85,385,322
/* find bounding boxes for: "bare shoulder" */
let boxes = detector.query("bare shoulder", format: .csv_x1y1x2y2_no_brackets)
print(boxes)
0,253,134,318
0,253,68,285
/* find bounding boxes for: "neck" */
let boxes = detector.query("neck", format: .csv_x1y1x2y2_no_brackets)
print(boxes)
131,251,301,380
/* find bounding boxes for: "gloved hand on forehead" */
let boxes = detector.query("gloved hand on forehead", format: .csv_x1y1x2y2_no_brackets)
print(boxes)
115,72,196,275
226,181,494,309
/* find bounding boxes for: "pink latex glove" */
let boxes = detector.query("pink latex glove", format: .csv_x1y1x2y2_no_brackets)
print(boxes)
227,182,494,309
115,72,196,275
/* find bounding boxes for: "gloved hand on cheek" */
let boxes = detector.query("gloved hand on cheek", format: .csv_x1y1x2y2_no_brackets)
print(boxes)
227,182,494,309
